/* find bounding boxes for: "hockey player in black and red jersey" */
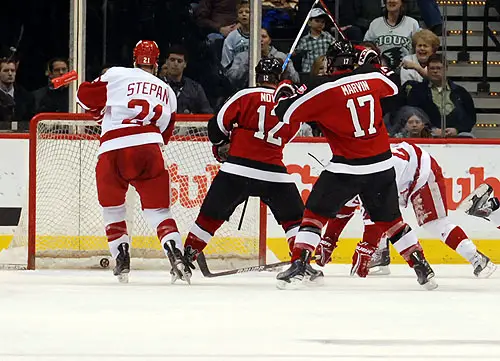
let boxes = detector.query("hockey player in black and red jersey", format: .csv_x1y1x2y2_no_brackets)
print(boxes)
182,57,323,283
273,40,436,289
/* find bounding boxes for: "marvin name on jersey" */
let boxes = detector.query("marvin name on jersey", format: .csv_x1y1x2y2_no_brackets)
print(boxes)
341,80,370,96
126,81,170,103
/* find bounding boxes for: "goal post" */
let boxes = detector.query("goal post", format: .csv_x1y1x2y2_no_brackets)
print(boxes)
4,113,268,270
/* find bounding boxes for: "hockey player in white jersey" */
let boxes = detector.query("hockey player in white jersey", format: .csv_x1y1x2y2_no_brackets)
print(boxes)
76,40,192,284
316,142,497,279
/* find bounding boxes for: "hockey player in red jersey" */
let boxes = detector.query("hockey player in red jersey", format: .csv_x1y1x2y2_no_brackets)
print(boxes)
76,40,191,284
273,41,436,289
182,58,323,283
316,142,497,279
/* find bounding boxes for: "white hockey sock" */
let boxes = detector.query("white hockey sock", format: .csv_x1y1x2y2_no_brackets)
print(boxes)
455,239,478,263
108,234,130,259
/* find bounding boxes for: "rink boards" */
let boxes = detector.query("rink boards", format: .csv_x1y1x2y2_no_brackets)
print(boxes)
1,137,500,264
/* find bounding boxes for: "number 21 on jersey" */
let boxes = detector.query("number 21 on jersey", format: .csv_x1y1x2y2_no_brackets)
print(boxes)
346,94,376,138
253,105,284,146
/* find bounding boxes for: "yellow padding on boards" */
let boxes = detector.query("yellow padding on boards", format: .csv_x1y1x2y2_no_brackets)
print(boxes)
267,237,500,264
0,235,257,256
0,235,12,251
1,235,499,264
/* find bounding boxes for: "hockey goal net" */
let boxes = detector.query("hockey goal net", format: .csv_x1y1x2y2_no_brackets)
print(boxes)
1,113,266,270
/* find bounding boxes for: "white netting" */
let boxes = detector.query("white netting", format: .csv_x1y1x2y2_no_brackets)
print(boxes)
1,118,261,269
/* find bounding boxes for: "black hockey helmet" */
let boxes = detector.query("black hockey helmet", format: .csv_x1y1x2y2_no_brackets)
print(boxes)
255,57,282,84
326,40,356,73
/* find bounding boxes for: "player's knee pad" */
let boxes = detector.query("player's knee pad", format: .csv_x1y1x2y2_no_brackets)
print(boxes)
421,217,456,242
102,204,127,226
143,208,174,230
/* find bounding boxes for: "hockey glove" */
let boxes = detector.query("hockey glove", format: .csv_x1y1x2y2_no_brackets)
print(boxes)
351,241,377,278
273,80,298,104
212,142,230,163
314,236,337,267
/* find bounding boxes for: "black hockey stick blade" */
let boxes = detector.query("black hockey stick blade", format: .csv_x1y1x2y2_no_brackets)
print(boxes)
196,252,290,278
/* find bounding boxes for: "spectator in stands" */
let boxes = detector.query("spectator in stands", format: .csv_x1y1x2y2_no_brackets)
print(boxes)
364,0,419,70
221,1,250,69
392,106,432,138
225,28,300,89
295,8,335,73
407,54,477,137
195,0,239,41
416,0,443,36
400,29,440,85
311,55,327,76
0,58,34,123
160,45,213,114
33,58,70,113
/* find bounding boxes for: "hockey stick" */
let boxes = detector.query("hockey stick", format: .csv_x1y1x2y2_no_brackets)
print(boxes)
282,0,320,72
196,252,290,278
317,0,347,41
7,24,24,63
237,198,248,230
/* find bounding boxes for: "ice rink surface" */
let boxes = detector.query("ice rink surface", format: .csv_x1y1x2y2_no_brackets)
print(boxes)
1,264,499,361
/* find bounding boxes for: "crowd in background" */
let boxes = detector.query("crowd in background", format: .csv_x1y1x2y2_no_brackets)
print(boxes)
0,0,479,137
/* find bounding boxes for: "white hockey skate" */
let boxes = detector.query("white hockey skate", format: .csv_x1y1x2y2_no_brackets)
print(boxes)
113,243,130,284
458,183,494,219
368,247,391,275
471,251,497,278
164,240,192,285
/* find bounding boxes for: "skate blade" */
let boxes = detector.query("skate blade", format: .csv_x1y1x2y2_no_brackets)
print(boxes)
457,183,492,213
421,277,438,291
304,275,325,287
476,262,497,279
368,265,391,276
170,264,191,285
276,276,304,290
117,272,129,284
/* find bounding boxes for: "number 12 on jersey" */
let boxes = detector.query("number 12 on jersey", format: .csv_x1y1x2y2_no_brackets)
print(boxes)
346,94,376,138
254,105,284,146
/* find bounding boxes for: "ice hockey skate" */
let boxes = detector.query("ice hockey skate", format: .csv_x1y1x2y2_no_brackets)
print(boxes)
164,240,192,284
113,243,130,283
276,250,311,290
458,183,495,219
471,251,497,278
368,240,391,275
304,264,324,286
409,250,438,290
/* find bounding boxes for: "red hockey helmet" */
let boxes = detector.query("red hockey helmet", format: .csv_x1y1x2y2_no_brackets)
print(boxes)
133,40,160,66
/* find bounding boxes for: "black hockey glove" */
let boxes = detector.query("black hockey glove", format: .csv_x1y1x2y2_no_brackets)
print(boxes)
212,141,230,163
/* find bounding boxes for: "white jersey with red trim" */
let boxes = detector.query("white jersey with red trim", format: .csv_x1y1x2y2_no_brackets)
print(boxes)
391,141,432,207
77,67,177,155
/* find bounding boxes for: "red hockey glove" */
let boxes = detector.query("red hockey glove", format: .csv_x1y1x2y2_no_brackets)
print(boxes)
212,142,230,163
351,241,377,277
314,236,337,267
273,80,298,104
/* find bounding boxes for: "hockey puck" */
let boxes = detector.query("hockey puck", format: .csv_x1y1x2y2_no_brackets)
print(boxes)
100,258,110,268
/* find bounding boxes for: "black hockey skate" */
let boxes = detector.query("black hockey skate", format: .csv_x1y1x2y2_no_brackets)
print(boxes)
164,240,193,284
409,250,438,290
276,249,310,290
368,247,391,275
458,183,496,219
113,243,130,283
471,251,497,278
305,264,324,286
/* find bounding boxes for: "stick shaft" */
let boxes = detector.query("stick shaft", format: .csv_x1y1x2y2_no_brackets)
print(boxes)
318,0,347,40
282,0,321,72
